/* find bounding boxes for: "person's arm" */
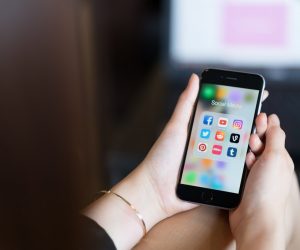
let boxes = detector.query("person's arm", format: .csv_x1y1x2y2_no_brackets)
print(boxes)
234,211,285,250
230,114,294,250
83,167,167,249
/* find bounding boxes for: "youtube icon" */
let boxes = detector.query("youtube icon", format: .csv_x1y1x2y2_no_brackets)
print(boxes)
218,117,228,127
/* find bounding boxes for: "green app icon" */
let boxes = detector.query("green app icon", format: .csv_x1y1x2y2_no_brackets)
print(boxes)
184,171,197,184
201,84,216,100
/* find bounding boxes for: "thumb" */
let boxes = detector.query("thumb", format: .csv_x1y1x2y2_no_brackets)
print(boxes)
169,74,199,130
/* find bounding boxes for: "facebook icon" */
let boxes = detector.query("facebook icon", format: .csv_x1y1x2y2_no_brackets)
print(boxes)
227,147,237,157
203,115,213,126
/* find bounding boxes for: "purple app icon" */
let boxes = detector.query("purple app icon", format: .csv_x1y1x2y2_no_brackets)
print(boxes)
229,89,243,103
216,160,226,169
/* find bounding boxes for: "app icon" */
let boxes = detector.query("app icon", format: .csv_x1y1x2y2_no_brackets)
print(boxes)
211,175,224,190
215,131,225,141
199,173,211,186
230,133,240,143
198,143,207,152
200,129,211,139
245,92,255,102
212,145,222,155
216,87,227,100
233,119,243,130
183,171,197,184
201,158,213,169
203,115,213,126
216,160,226,169
227,147,237,157
218,117,228,127
201,85,216,100
229,89,243,103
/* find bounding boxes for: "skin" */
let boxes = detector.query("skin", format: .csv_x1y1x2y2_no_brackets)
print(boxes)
84,74,295,250
230,114,294,250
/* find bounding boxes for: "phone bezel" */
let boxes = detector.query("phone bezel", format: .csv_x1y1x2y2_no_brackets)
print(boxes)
176,69,265,209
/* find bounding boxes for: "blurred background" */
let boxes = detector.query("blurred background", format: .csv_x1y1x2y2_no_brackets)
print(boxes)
1,0,300,224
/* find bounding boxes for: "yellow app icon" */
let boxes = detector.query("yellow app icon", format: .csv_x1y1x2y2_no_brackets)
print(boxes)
216,87,227,100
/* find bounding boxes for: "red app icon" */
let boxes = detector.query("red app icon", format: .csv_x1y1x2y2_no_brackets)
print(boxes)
218,117,228,127
212,145,223,155
198,143,207,152
215,131,225,141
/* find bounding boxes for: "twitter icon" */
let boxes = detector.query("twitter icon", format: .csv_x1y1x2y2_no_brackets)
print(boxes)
200,129,211,139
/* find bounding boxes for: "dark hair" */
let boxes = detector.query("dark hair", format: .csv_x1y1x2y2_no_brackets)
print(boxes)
0,1,102,249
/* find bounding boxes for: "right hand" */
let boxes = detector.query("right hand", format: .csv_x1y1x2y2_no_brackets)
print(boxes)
229,114,294,250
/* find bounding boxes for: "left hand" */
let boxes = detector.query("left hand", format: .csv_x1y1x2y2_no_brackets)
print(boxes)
139,73,200,217
84,74,200,249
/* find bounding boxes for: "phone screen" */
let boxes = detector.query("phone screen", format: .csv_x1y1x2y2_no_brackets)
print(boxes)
180,83,260,194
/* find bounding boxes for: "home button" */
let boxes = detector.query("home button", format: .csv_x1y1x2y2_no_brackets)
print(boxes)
201,191,213,202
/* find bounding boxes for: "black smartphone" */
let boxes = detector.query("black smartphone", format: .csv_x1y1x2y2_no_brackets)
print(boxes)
176,69,265,209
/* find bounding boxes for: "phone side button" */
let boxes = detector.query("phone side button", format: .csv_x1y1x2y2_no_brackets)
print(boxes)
201,191,213,202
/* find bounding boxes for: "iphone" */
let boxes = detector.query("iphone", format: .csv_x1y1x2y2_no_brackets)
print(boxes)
176,69,265,209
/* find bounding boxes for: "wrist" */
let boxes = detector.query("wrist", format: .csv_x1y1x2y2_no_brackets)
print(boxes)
113,165,168,230
234,212,285,250
84,191,143,249
84,165,168,249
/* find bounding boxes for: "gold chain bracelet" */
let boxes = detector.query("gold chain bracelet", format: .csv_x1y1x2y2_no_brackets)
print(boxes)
101,190,147,237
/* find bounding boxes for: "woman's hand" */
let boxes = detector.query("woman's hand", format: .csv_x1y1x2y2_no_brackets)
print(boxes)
229,114,295,250
139,74,200,216
84,74,200,249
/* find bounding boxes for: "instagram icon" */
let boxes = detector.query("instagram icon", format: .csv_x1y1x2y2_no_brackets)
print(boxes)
233,120,243,130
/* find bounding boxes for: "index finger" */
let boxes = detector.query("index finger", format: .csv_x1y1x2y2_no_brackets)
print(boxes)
265,114,286,151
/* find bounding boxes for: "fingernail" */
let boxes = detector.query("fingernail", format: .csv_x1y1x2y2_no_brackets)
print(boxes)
260,112,267,120
262,90,269,102
264,90,269,97
268,114,280,127
186,73,199,89
190,73,198,81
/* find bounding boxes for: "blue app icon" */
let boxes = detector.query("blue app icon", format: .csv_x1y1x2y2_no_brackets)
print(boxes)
203,115,213,126
199,173,210,186
227,147,237,157
200,129,210,139
211,176,224,190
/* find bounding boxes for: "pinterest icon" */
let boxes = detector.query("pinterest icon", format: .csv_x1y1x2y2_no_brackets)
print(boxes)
233,120,243,130
198,143,207,152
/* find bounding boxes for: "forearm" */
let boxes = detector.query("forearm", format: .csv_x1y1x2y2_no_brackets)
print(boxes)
83,165,167,249
235,215,285,250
